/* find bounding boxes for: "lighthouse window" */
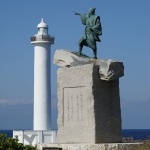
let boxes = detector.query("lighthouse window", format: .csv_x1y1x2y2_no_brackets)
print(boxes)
45,29,47,34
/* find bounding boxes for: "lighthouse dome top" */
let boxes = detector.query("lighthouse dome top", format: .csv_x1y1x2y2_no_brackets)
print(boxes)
37,19,48,28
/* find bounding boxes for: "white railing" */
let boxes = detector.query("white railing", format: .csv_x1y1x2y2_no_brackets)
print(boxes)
30,35,54,43
13,130,57,146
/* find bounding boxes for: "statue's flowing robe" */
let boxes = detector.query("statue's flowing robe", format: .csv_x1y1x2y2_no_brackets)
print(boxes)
79,14,102,50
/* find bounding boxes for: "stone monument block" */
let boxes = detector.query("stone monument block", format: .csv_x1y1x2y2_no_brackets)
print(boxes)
56,64,122,143
53,49,124,81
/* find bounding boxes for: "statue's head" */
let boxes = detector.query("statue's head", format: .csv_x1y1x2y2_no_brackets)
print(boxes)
88,8,96,15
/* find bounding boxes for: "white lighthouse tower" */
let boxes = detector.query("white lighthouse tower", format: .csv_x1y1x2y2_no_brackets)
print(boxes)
13,20,56,145
31,19,54,130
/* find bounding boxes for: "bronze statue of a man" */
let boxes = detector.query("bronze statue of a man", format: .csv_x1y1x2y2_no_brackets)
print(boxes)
74,8,102,59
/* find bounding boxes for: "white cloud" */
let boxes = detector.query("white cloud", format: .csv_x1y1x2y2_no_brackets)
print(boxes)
121,98,150,117
121,99,150,108
0,99,33,105
0,96,57,106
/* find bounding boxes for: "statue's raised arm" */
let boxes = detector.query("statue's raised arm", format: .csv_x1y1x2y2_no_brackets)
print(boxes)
73,11,80,15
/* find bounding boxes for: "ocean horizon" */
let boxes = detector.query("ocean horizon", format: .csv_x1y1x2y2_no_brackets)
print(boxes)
0,129,150,140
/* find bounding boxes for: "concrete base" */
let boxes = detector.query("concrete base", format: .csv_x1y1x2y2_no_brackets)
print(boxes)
13,130,57,146
57,64,122,143
37,143,143,150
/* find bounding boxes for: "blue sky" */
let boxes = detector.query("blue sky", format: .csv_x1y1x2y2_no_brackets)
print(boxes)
0,0,150,129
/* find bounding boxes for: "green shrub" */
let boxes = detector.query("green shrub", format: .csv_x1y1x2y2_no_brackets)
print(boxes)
0,133,36,150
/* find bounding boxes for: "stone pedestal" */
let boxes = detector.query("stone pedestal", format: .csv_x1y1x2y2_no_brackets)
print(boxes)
56,64,122,143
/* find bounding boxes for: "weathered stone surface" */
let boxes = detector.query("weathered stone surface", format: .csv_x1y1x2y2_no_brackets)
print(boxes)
97,59,124,81
56,64,122,143
53,49,124,81
37,143,143,150
53,49,92,66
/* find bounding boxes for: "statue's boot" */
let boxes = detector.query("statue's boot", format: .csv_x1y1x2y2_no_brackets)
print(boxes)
93,56,97,59
79,45,83,55
93,49,97,59
79,50,82,55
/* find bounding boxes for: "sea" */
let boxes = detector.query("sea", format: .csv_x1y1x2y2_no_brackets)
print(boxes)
0,129,150,140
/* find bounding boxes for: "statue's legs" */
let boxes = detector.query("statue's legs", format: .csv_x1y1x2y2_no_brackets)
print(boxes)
93,49,97,59
78,39,97,59
79,43,83,55
79,45,83,55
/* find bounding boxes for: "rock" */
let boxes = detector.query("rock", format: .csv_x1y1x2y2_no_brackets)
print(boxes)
122,137,150,144
97,59,124,81
53,49,92,67
53,49,124,81
122,137,135,143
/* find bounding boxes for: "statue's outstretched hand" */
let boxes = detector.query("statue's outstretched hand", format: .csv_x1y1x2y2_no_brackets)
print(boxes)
73,11,80,15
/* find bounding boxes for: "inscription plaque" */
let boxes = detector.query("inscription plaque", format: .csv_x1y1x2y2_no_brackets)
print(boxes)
43,148,62,150
63,87,88,126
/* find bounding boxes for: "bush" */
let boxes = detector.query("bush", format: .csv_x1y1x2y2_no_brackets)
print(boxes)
0,133,36,150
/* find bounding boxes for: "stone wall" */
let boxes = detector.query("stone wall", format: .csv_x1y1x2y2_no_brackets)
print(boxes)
37,143,143,150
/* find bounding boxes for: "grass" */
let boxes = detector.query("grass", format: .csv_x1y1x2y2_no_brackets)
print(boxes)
130,143,150,150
